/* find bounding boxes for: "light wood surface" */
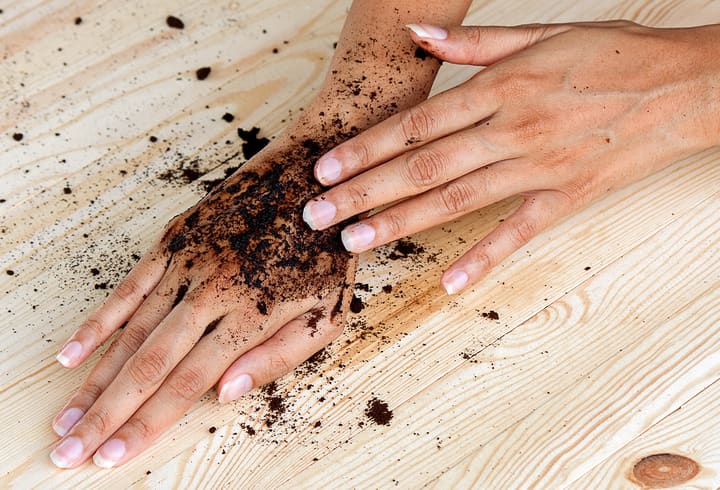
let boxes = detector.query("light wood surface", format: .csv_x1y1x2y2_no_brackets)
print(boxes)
1,1,719,488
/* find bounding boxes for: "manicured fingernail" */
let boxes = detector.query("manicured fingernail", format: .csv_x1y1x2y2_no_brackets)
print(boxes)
316,157,342,185
443,270,468,295
53,407,84,437
218,373,254,403
302,199,337,230
341,223,376,252
405,24,448,41
56,341,82,368
94,438,125,469
50,436,83,468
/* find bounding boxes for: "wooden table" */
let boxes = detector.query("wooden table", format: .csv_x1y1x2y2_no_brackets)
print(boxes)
1,1,719,488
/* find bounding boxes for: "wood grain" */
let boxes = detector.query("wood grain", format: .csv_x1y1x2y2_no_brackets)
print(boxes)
0,0,718,488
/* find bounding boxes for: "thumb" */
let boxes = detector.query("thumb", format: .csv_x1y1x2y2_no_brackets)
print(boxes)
406,23,570,66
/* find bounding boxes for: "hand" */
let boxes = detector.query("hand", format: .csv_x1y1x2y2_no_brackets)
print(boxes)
51,139,356,469
302,21,720,294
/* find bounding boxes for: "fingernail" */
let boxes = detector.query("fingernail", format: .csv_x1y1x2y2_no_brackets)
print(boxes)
405,24,448,41
50,436,83,468
94,438,126,469
443,270,468,295
316,157,342,185
341,223,376,252
53,407,84,437
302,199,337,230
218,373,254,403
56,341,82,368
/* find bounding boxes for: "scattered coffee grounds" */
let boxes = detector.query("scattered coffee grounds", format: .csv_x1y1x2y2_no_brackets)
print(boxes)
146,470,151,475
63,186,72,195
349,294,364,314
584,266,591,271
414,47,429,60
166,15,185,29
222,113,235,123
365,397,393,425
74,17,82,25
90,268,100,276
305,308,324,336
208,426,217,434
261,382,287,427
237,127,270,160
382,284,392,293
387,239,425,260
158,157,203,185
240,423,256,436
196,67,212,80
256,300,268,315
272,48,279,54
6,270,15,276
149,135,158,143
354,282,371,292
12,133,23,141
481,310,499,320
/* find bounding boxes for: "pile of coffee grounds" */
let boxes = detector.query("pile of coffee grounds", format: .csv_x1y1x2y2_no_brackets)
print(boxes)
387,239,424,260
481,310,499,320
365,397,393,425
261,382,286,427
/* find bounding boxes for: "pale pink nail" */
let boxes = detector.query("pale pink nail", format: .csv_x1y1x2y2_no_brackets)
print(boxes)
405,24,448,41
94,438,126,468
316,157,342,185
56,341,82,367
53,407,84,437
341,223,376,252
302,200,337,230
218,373,254,403
50,436,83,468
443,270,468,295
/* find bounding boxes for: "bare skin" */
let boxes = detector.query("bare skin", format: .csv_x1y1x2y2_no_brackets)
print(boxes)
50,0,471,470
304,21,720,293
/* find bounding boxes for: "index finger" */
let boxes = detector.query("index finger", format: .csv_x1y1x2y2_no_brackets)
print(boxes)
313,79,500,186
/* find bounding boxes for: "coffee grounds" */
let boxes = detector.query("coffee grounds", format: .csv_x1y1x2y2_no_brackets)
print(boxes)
305,307,324,337
237,127,270,160
12,133,23,142
6,270,15,276
222,113,235,123
387,239,424,260
63,186,72,195
349,295,364,314
365,397,393,425
166,16,185,29
481,310,499,320
382,284,392,293
196,67,212,80
208,426,217,434
74,17,82,25
149,135,158,143
414,47,429,60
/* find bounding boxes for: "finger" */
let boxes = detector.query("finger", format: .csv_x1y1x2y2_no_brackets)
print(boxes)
305,125,516,230
339,159,536,253
441,190,573,294
51,277,180,437
90,300,309,468
217,294,345,403
49,299,216,469
310,80,501,188
56,243,168,369
405,23,571,66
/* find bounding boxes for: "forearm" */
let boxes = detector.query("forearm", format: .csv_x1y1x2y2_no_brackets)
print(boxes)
288,0,471,139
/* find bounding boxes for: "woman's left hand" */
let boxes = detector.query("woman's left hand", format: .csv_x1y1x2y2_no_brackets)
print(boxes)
302,21,720,294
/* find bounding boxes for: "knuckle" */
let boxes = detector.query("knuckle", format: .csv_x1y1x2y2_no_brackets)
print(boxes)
343,181,370,210
269,352,293,377
399,105,435,144
82,408,111,434
80,380,105,402
382,210,406,238
439,180,476,215
126,348,170,387
113,275,142,303
339,139,372,170
126,416,155,440
166,366,207,401
507,219,537,247
470,249,494,273
402,150,447,188
117,326,150,354
78,317,105,340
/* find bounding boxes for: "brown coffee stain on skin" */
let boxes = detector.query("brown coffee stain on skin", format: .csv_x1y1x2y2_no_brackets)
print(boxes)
630,453,700,488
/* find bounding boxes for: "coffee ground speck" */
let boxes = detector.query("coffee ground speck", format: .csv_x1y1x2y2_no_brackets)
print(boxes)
365,397,393,425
